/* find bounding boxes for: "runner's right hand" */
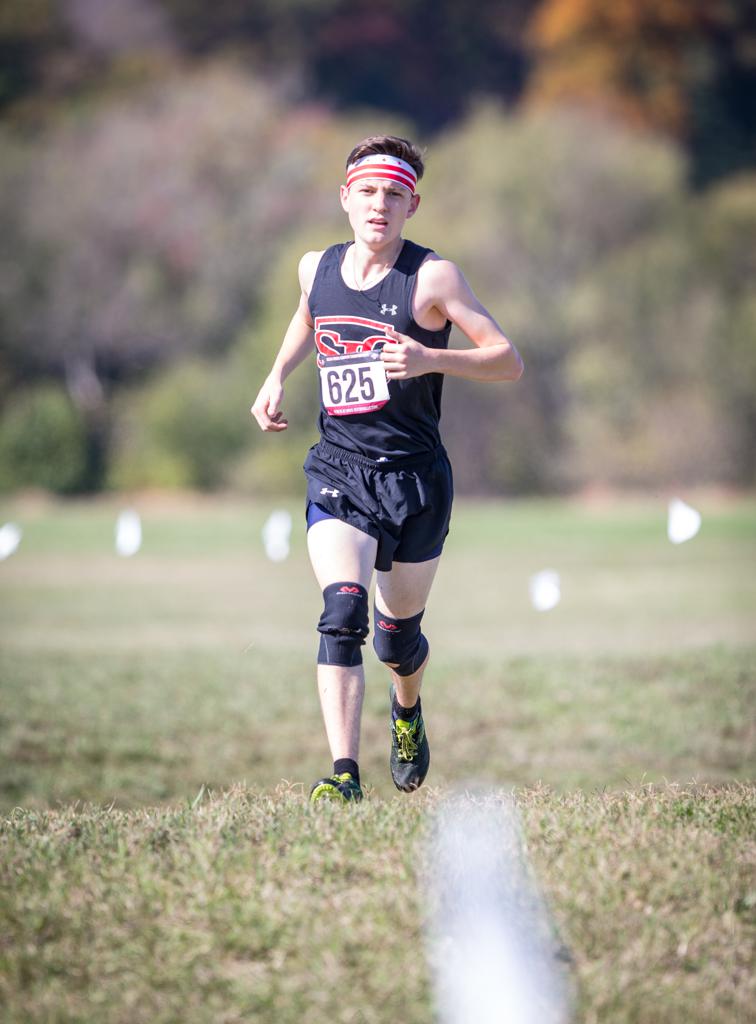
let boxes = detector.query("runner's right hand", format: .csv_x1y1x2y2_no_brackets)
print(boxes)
251,378,288,432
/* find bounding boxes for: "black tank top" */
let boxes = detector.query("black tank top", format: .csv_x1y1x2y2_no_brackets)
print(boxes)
308,239,451,460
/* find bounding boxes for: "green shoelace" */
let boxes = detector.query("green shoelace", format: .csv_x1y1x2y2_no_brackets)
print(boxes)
394,718,422,760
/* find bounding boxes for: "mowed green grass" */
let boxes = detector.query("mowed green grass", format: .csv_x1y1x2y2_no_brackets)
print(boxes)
0,493,754,1022
1,493,753,806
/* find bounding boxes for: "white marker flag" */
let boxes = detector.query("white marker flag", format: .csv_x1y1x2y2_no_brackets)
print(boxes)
115,509,142,557
262,509,292,562
529,570,561,611
667,498,701,544
425,792,570,1024
0,522,22,560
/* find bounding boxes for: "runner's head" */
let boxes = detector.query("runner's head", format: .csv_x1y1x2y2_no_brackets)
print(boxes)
341,136,423,237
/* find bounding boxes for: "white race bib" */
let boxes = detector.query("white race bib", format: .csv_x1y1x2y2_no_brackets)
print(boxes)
319,351,390,416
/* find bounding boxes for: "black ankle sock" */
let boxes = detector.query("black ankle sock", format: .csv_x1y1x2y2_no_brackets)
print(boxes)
392,696,420,720
333,758,359,783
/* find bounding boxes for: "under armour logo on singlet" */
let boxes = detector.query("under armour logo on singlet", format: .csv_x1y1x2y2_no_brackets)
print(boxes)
380,304,398,316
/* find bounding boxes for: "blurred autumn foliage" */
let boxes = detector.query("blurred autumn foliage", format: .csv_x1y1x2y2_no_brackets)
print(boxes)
527,0,756,185
0,0,754,494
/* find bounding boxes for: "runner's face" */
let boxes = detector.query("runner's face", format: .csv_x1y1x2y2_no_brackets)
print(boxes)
340,179,420,246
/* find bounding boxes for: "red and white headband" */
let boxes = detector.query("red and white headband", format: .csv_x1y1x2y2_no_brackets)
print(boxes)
345,154,418,195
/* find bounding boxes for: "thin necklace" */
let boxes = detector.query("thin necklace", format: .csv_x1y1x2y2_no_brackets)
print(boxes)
347,241,402,295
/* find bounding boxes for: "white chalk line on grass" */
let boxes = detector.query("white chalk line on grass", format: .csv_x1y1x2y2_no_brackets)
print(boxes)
424,790,572,1024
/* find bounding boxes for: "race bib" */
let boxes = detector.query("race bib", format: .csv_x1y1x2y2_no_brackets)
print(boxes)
319,351,390,416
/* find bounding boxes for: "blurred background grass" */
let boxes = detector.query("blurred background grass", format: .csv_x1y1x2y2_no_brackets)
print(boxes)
1,495,753,810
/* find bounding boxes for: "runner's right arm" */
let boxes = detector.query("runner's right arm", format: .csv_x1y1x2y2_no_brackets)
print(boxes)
251,253,320,433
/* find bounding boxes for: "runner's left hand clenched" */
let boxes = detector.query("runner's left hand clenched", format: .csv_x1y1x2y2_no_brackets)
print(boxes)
380,326,430,380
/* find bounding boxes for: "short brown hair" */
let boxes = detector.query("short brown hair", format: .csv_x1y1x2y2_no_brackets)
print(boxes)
346,135,424,180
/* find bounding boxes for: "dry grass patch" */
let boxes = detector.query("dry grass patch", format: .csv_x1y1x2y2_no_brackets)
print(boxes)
1,783,753,1024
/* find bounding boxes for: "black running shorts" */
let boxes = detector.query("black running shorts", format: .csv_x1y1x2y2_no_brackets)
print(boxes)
303,440,454,571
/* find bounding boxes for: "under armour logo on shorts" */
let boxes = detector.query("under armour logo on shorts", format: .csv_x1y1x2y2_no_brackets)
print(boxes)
320,486,340,497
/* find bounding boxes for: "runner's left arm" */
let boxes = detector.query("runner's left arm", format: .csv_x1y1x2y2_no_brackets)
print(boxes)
380,260,523,383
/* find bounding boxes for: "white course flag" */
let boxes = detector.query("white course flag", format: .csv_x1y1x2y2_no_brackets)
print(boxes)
115,509,142,557
425,792,570,1024
262,509,292,562
667,498,702,544
529,569,561,612
0,522,22,560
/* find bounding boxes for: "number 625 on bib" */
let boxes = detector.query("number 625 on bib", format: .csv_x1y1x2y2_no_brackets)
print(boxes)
319,351,390,417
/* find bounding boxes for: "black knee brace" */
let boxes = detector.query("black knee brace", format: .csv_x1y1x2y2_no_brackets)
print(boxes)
372,608,429,677
317,582,369,667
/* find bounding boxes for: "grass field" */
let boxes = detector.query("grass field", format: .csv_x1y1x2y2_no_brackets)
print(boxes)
1,493,754,1022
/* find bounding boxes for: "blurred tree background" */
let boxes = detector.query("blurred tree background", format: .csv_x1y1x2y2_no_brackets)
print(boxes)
0,0,754,495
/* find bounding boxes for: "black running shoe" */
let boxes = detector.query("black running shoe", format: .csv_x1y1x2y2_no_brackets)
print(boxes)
309,772,363,804
390,697,430,792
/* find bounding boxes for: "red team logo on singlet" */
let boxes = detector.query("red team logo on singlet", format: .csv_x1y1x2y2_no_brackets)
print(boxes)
314,316,391,365
315,316,393,416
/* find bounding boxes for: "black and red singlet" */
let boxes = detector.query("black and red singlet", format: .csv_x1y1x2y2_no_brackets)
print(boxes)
308,240,451,460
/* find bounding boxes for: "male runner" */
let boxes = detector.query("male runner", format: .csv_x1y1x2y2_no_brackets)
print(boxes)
251,135,523,803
